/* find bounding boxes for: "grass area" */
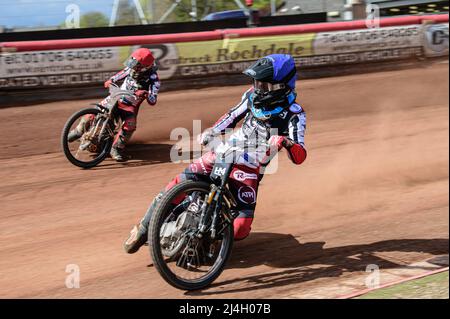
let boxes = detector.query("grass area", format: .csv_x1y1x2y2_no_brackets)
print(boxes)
356,271,449,299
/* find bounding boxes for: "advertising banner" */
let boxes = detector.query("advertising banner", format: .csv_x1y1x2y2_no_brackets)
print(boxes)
0,22,446,91
0,44,179,89
423,23,449,57
313,25,422,55
0,46,124,89
0,34,314,89
296,47,424,67
305,24,424,67
172,33,315,78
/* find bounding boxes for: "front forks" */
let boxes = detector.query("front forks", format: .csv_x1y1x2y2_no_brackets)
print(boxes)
80,114,113,150
176,185,235,269
197,185,236,240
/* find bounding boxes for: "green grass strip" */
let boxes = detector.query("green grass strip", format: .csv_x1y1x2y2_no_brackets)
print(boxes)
357,271,449,299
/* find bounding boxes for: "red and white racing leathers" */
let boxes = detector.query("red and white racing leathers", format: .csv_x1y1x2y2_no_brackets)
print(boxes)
105,67,161,149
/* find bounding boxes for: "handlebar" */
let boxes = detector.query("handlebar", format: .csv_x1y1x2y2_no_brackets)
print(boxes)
107,83,140,106
109,83,136,97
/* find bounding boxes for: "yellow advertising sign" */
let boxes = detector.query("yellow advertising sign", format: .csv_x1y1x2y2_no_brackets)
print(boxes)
175,33,315,66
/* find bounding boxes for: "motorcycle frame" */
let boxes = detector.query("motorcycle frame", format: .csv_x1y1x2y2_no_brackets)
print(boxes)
90,84,138,142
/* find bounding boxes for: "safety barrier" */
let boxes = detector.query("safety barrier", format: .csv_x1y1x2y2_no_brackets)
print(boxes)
0,14,448,92
1,14,447,52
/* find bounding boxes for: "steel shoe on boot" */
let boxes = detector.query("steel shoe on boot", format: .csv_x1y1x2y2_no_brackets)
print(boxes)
69,115,94,143
124,224,148,254
110,147,127,162
67,129,82,142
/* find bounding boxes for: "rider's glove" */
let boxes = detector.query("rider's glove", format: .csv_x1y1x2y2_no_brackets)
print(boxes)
135,90,149,99
198,129,216,146
269,135,294,150
148,94,157,105
104,80,113,88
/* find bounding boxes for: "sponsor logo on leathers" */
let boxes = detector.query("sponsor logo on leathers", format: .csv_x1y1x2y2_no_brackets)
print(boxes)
238,186,256,204
233,170,258,182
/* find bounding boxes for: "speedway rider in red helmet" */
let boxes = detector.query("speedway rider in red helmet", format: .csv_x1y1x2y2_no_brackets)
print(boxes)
124,54,307,254
68,48,161,162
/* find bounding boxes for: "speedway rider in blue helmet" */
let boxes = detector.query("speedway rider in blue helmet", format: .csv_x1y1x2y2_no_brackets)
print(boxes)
124,54,307,254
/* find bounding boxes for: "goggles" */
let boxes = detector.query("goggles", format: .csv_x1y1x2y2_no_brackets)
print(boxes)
125,57,151,73
253,80,285,93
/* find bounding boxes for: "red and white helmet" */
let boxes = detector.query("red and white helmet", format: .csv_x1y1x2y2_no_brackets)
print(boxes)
125,48,155,77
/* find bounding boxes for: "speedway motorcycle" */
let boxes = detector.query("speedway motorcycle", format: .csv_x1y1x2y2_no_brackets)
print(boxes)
149,133,270,290
61,84,138,169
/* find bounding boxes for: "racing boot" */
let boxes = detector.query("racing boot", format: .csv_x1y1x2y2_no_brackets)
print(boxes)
68,114,94,142
124,223,148,254
124,192,163,254
110,146,127,162
111,129,133,162
68,129,83,143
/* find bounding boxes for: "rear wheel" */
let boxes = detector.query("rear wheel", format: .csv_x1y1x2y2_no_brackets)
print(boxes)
149,180,234,291
61,107,113,169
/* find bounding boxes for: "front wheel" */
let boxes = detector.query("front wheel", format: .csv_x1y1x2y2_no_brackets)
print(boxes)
149,180,234,291
61,107,114,169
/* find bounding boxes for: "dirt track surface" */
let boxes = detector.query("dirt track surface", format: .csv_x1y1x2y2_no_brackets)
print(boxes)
0,61,448,298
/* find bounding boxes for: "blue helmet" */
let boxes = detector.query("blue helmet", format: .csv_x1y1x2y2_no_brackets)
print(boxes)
243,54,297,121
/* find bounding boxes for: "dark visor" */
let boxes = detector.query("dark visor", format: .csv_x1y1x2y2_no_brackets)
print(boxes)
254,80,285,93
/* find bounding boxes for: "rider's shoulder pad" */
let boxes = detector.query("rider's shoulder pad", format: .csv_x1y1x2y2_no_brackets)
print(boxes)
289,103,303,114
242,87,253,100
